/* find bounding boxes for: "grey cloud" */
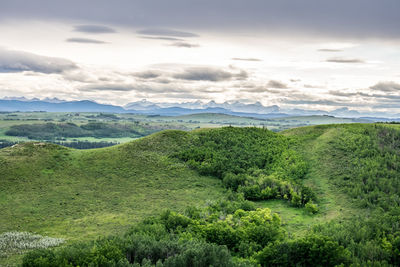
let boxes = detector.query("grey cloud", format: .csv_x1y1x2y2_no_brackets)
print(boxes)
80,84,135,92
169,42,199,48
137,28,199,38
357,92,400,101
153,78,172,84
134,92,209,100
80,82,193,94
73,25,116,34
2,1,399,39
304,84,324,89
140,36,184,41
240,86,276,93
326,57,365,63
173,67,247,82
0,48,77,74
267,80,288,89
63,72,95,83
329,89,400,100
328,90,358,97
235,82,288,93
285,99,358,106
132,70,162,79
318,49,343,52
232,58,262,62
372,103,400,109
66,38,107,44
370,81,400,92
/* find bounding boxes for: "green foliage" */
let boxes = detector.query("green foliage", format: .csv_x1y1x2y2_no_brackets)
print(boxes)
176,127,314,207
287,123,400,265
328,125,400,211
22,238,125,267
256,234,350,267
305,201,319,214
22,205,246,267
178,127,293,178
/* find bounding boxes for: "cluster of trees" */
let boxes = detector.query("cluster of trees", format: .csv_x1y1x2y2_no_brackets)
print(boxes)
52,141,120,149
176,127,315,208
0,139,17,149
0,140,118,150
23,197,347,266
310,124,400,265
5,122,147,140
330,125,400,211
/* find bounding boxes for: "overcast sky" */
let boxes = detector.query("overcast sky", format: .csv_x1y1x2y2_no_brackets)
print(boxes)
0,0,399,112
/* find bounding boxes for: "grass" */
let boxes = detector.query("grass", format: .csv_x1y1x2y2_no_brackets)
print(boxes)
0,131,225,265
252,124,365,238
279,125,365,228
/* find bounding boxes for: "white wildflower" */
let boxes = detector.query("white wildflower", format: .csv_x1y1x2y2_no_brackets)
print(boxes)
0,231,64,257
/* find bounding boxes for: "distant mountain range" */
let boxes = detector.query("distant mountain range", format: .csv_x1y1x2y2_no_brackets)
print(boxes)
0,99,125,113
1,97,399,120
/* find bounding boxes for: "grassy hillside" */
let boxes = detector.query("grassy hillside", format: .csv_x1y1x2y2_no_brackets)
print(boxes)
2,124,400,266
0,131,225,265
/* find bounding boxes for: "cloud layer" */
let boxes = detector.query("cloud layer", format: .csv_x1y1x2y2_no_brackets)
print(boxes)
73,25,116,34
66,38,107,44
173,67,247,82
326,57,365,64
137,28,199,38
0,48,77,74
2,0,400,39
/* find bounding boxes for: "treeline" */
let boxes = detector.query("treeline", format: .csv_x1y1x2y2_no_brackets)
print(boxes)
0,140,18,149
23,197,348,266
52,141,119,149
176,127,316,209
0,140,118,150
5,122,149,140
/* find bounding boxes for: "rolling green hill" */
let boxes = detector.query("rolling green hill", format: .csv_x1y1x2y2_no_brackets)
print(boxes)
0,131,225,265
1,124,400,266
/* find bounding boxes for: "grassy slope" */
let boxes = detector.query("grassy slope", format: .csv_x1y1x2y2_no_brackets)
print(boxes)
0,130,224,243
258,125,364,236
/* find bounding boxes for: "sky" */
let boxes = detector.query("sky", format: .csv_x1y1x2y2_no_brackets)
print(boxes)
0,0,400,113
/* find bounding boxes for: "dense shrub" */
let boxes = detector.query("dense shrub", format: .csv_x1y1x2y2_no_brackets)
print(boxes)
176,127,315,207
256,235,350,267
22,238,124,267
